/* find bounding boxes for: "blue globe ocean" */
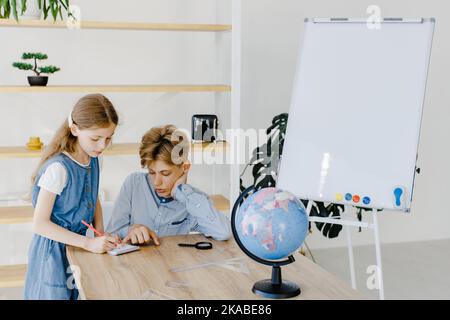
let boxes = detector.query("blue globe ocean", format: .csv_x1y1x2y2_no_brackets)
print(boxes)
235,187,309,261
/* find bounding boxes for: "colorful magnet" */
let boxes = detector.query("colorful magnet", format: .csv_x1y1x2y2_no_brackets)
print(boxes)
336,193,343,201
352,195,360,203
345,193,352,201
363,196,371,205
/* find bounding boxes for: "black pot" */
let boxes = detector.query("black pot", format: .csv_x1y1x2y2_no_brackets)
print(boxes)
27,76,48,86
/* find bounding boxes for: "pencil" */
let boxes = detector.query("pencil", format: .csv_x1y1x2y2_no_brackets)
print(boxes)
81,220,104,237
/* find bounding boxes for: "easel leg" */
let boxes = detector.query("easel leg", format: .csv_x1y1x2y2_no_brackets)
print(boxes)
345,224,357,289
372,209,385,300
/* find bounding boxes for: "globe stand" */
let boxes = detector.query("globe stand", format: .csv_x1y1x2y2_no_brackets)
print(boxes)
252,265,301,299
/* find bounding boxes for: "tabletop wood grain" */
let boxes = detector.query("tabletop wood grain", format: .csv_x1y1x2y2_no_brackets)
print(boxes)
67,234,365,300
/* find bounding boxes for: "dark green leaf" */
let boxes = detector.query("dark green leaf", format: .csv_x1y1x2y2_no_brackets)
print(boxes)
20,0,26,15
43,0,49,19
39,65,60,74
51,2,57,21
60,0,69,10
22,52,48,60
11,0,18,21
12,62,33,70
1,0,12,19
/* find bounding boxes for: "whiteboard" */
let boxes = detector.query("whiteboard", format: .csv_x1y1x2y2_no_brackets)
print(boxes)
278,18,435,211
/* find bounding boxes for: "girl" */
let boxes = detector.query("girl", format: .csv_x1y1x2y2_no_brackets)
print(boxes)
24,94,121,300
106,125,231,245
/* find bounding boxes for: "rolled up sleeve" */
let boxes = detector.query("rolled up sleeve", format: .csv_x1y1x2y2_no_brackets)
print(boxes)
174,184,231,241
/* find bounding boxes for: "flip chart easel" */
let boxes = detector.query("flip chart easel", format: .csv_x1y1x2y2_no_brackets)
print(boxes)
278,17,435,300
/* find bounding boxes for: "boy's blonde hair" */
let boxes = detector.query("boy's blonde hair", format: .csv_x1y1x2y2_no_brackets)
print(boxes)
31,93,119,184
139,125,189,169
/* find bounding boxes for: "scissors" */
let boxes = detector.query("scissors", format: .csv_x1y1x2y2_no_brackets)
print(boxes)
178,241,213,250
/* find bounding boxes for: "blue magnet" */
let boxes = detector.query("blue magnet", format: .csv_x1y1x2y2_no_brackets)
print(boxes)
345,193,352,201
393,187,404,207
363,196,371,205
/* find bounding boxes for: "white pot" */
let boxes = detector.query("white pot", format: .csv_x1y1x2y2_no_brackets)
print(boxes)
19,0,42,20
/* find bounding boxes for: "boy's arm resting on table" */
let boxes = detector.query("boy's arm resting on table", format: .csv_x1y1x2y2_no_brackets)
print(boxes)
105,175,133,239
174,184,231,241
33,189,117,253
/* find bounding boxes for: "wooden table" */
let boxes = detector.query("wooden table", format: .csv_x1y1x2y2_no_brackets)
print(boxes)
66,234,364,300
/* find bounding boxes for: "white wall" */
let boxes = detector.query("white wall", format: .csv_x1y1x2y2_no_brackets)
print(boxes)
240,0,450,249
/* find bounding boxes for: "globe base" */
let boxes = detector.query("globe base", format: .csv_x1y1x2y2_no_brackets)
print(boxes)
252,279,301,299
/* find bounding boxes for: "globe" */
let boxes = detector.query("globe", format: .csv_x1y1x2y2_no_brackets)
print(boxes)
235,187,309,260
231,186,309,299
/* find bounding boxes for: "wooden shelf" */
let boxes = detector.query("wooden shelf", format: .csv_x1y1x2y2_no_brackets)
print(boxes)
0,206,33,224
0,19,231,32
208,194,230,213
0,85,231,94
0,264,27,288
0,141,228,159
0,194,230,225
102,141,228,156
191,141,228,153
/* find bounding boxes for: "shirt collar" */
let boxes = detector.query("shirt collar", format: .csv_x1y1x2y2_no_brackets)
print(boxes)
62,151,91,168
156,193,174,203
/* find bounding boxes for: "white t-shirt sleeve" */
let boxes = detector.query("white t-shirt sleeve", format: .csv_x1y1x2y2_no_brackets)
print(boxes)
37,162,68,195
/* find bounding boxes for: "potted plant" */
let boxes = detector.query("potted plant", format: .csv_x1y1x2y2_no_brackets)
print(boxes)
12,52,60,86
0,0,71,21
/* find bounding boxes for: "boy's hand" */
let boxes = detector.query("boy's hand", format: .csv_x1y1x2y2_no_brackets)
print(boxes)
171,163,191,197
171,172,188,197
123,224,160,246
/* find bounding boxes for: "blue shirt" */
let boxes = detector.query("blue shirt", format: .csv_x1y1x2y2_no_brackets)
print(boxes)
106,172,231,241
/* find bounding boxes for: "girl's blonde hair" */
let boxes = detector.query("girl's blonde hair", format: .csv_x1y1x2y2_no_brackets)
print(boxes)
139,124,189,169
31,93,119,184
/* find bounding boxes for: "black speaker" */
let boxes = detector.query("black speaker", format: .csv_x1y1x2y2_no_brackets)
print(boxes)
191,114,218,142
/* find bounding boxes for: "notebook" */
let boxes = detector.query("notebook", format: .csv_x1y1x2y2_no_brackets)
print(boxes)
108,244,140,256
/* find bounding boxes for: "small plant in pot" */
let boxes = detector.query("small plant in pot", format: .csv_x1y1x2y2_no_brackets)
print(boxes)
12,52,60,86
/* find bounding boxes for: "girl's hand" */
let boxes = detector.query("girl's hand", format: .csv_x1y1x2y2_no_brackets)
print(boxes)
85,234,120,254
106,233,121,245
123,224,160,246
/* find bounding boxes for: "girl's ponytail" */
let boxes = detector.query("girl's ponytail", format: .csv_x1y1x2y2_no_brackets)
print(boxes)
30,121,77,185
